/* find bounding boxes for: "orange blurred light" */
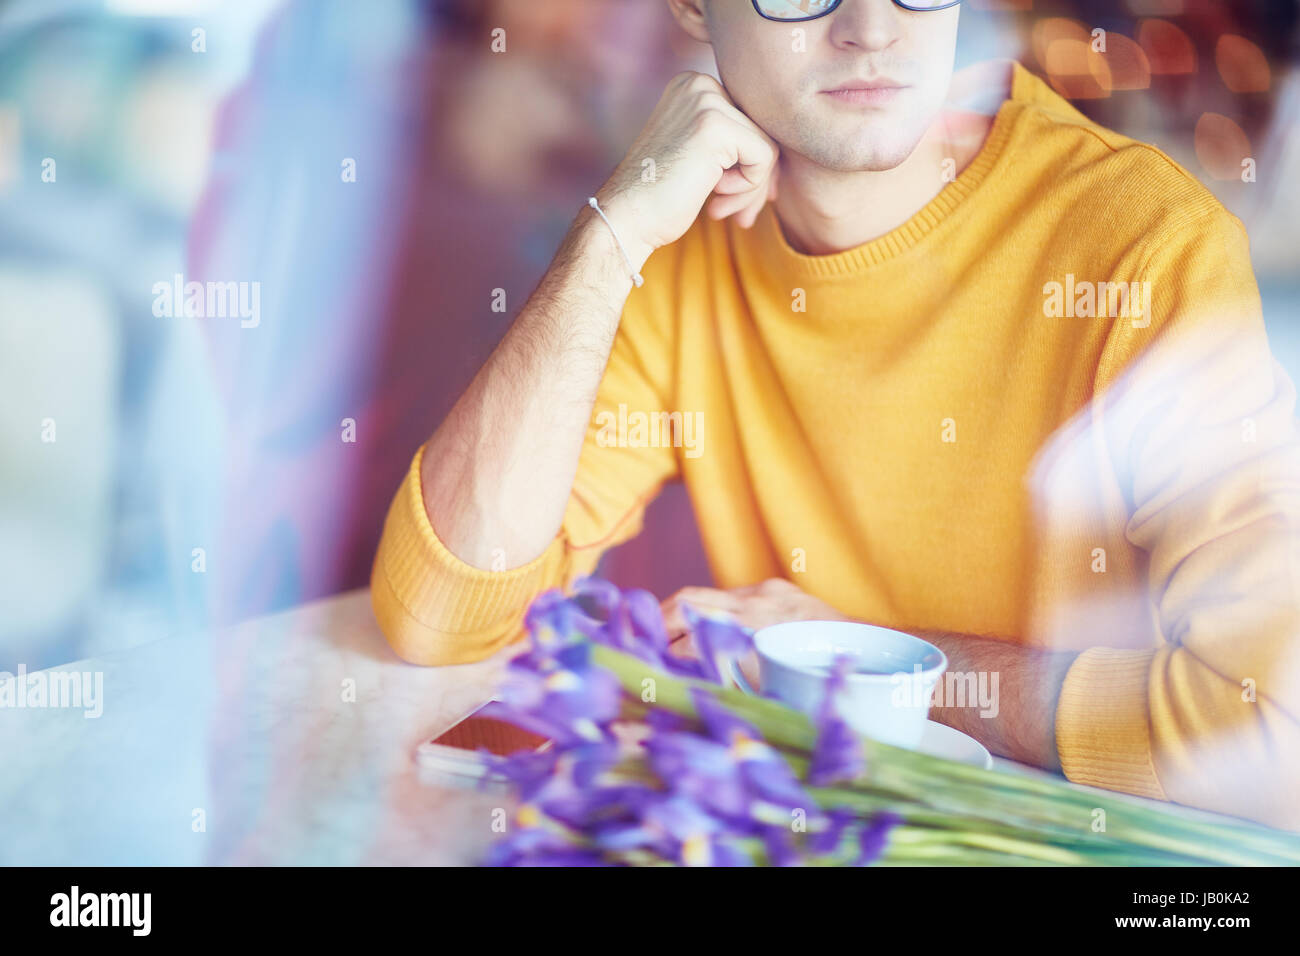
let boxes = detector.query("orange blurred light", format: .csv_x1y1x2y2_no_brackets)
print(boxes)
1045,38,1112,100
1137,19,1197,75
1092,33,1152,90
1215,35,1271,93
1031,18,1090,72
1194,112,1253,182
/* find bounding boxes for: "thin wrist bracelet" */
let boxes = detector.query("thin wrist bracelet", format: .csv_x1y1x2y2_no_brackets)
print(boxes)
587,197,644,288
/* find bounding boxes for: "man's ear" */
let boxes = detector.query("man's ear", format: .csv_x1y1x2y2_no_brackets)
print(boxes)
665,0,712,44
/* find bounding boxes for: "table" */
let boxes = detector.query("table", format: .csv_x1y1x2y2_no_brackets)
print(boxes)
0,590,507,865
0,588,1249,865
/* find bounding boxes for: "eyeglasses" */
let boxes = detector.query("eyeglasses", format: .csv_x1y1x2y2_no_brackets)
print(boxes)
751,0,961,22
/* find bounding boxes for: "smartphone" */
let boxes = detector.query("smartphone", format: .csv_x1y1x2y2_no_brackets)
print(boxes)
415,699,550,785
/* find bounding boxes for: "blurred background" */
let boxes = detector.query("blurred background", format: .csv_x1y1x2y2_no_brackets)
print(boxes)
1,0,1297,672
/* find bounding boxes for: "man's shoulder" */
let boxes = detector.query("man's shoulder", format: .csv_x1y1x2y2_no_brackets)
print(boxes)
1009,63,1237,237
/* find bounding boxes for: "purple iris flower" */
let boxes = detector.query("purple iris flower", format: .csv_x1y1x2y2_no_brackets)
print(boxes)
571,576,623,620
645,708,688,733
809,807,857,855
808,655,865,785
484,580,899,866
762,827,800,867
512,850,615,867
571,578,666,665
640,689,814,836
623,587,672,654
487,833,615,867
680,604,752,683
706,839,756,867
541,784,657,833
648,796,756,866
496,628,624,745
643,731,754,820
571,577,718,680
490,747,562,801
484,822,593,867
491,740,653,837
603,794,754,867
693,690,811,810
524,588,579,645
565,576,759,685
691,686,762,741
856,811,901,865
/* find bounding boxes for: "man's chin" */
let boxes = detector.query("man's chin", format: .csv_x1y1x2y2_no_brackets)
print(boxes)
776,109,924,172
799,136,926,173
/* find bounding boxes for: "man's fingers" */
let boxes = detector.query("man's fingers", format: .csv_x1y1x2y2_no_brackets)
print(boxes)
660,587,742,633
661,600,688,637
706,189,757,220
690,77,779,194
712,166,754,196
665,586,741,609
667,630,697,660
705,192,770,228
707,113,777,222
735,189,769,229
729,124,779,190
707,167,775,223
697,106,777,189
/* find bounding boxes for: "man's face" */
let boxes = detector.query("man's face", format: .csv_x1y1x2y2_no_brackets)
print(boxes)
701,0,960,171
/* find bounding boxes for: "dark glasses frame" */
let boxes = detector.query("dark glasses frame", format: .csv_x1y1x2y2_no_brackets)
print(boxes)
751,0,962,21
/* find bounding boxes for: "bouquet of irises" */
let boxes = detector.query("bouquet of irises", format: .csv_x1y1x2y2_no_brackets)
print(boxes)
482,578,1300,867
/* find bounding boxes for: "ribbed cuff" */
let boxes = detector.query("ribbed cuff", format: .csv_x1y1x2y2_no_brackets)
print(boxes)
1054,647,1167,800
370,445,567,664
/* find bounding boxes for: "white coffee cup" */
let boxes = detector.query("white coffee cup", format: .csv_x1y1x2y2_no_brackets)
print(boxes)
734,620,947,749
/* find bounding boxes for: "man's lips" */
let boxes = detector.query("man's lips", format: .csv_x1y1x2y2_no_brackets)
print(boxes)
821,79,909,106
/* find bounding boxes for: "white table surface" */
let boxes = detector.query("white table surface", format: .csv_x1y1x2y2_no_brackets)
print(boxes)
0,589,510,865
0,588,1249,865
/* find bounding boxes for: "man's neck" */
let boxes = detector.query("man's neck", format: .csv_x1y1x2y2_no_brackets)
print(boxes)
771,63,1011,257
771,132,952,256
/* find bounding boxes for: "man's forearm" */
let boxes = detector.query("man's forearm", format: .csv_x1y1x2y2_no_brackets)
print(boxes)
917,630,1079,771
420,204,649,571
414,70,779,576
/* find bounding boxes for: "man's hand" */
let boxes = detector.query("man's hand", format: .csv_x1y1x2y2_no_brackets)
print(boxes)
658,579,1077,772
660,577,848,653
596,71,780,267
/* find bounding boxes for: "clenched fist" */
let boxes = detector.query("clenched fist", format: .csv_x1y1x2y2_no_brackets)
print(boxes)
595,71,780,269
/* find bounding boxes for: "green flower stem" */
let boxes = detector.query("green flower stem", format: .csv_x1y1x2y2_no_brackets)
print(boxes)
591,644,1300,867
807,783,1122,850
887,825,1092,865
805,782,1216,865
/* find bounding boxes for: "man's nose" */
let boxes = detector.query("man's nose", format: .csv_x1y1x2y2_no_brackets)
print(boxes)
824,0,904,54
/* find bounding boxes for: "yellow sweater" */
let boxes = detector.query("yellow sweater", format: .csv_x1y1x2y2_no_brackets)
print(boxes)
372,63,1300,829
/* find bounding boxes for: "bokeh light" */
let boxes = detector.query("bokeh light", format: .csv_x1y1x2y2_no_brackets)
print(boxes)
1138,18,1198,75
1216,34,1271,94
1092,33,1152,91
1194,111,1254,181
1031,17,1091,72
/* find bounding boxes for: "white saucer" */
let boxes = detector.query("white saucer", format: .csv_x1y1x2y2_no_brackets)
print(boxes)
914,720,993,769
727,659,993,769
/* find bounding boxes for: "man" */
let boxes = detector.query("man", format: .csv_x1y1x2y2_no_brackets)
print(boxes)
371,0,1300,829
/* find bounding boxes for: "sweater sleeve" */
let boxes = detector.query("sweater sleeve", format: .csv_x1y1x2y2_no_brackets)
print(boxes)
1051,208,1300,830
370,246,681,666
